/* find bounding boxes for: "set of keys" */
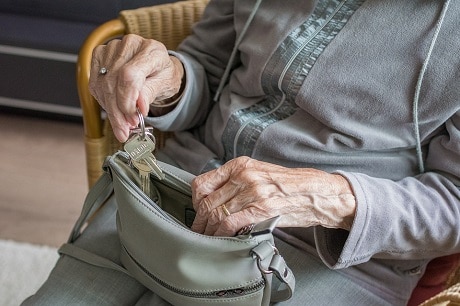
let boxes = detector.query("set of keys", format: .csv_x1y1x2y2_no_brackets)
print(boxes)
123,109,165,197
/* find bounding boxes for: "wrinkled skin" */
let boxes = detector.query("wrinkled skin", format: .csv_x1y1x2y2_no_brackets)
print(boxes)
89,34,356,237
89,34,184,143
191,156,356,236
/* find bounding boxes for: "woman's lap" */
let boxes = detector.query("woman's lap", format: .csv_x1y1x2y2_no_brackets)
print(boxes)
273,237,393,305
21,196,151,306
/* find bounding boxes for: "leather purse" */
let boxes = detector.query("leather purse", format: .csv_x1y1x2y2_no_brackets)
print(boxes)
59,151,295,305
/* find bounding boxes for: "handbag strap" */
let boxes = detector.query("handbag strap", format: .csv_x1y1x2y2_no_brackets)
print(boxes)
67,171,114,243
59,243,130,275
59,170,132,275
251,240,296,302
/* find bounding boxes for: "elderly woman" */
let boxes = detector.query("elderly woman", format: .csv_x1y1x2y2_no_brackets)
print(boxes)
24,0,460,305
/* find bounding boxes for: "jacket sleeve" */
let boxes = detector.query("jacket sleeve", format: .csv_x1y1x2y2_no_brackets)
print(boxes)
146,0,237,131
315,111,460,269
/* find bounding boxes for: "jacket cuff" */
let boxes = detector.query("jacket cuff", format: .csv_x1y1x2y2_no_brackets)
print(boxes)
314,171,370,269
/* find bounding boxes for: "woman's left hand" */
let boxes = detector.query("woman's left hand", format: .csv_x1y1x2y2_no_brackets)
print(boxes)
191,156,357,236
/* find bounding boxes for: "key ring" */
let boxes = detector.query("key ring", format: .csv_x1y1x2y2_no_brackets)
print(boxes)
136,108,146,140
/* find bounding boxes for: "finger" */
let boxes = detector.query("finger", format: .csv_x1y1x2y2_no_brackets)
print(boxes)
89,44,108,84
213,207,265,237
104,110,132,143
136,88,151,117
137,77,163,117
115,38,170,115
201,181,242,211
192,163,235,208
90,41,139,133
114,59,165,119
190,179,240,235
193,157,254,206
90,39,123,92
98,77,137,143
191,158,253,234
201,196,262,236
89,38,146,142
114,64,142,116
103,101,137,143
190,197,213,234
93,36,150,126
89,46,110,107
203,204,230,235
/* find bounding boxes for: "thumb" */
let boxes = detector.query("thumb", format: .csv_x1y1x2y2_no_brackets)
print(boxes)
136,90,151,117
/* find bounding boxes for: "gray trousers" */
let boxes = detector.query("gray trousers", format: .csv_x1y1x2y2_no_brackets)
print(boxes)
22,194,393,306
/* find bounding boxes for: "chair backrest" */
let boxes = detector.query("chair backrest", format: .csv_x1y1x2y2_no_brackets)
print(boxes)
77,0,209,188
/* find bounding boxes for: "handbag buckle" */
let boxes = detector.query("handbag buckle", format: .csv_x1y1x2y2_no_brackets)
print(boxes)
252,242,279,274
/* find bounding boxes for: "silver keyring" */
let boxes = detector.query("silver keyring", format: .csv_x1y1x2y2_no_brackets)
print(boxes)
136,108,146,140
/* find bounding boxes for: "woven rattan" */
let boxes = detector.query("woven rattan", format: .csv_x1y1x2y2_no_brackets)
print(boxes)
420,282,460,306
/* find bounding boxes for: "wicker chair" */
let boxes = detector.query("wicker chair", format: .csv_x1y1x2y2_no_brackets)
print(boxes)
76,1,460,304
420,282,460,306
77,0,209,188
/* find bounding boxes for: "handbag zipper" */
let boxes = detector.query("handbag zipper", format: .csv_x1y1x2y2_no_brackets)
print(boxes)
122,244,265,299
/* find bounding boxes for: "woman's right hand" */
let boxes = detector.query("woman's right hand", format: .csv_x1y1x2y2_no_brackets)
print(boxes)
89,34,184,142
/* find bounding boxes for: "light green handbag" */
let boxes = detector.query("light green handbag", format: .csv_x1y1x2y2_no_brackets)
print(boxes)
59,151,295,305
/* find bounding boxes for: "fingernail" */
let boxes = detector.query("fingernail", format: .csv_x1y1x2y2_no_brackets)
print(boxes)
115,129,129,143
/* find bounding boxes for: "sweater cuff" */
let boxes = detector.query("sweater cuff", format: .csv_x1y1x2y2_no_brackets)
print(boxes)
314,171,370,269
145,51,208,131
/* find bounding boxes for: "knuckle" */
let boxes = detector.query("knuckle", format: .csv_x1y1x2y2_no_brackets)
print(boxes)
233,156,252,165
143,85,158,102
236,168,253,181
92,45,105,57
117,65,139,85
191,177,202,191
143,38,167,53
196,197,212,216
121,34,142,46
227,156,253,174
251,184,268,198
208,209,221,224
191,217,206,231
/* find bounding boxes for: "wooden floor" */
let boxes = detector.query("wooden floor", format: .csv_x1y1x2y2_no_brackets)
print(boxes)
0,112,88,247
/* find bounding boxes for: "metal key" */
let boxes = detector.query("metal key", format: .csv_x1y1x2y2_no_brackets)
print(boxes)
132,159,152,197
124,133,156,162
125,108,165,180
124,133,165,180
140,153,165,180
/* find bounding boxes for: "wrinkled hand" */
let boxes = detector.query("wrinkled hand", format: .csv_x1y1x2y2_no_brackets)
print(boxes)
191,156,356,236
89,34,184,142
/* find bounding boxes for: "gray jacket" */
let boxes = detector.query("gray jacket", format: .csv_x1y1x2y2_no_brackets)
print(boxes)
147,0,460,303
